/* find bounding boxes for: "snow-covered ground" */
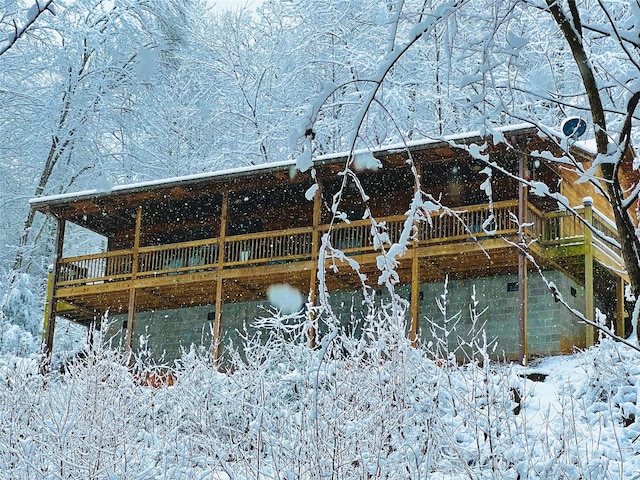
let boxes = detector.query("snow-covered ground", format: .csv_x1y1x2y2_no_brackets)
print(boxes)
515,346,640,479
0,326,639,479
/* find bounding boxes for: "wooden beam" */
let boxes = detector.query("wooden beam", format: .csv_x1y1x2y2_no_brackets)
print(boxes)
124,289,137,360
542,243,588,259
226,278,259,299
518,255,528,363
410,159,422,346
42,271,54,345
40,217,65,373
124,206,142,362
55,300,100,320
309,180,322,349
135,289,183,311
518,150,528,364
584,197,595,347
213,190,228,364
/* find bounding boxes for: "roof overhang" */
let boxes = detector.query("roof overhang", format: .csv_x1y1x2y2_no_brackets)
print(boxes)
29,124,592,236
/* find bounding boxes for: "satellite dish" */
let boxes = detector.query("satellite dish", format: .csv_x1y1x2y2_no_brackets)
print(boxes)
561,116,587,139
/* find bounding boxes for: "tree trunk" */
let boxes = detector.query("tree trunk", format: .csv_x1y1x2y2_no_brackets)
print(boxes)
546,0,640,335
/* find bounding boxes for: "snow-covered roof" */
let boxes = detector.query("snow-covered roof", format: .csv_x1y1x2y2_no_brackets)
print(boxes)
30,123,586,210
30,158,299,208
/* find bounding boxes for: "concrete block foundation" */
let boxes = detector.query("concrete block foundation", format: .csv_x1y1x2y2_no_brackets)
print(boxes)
114,269,589,364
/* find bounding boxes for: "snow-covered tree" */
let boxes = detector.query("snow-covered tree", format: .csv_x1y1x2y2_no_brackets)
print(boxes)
0,0,208,348
293,0,640,344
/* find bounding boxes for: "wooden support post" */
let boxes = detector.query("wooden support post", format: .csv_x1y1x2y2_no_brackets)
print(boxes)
213,190,229,364
410,253,420,346
124,206,142,362
583,197,595,347
616,277,626,339
518,254,528,363
42,271,54,346
40,217,65,373
409,160,422,346
124,289,137,361
518,151,528,364
308,180,322,349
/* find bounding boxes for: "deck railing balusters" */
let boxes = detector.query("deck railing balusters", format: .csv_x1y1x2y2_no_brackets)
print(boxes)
56,200,620,288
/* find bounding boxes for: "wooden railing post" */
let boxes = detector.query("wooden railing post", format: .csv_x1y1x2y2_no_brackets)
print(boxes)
583,197,595,347
40,217,65,374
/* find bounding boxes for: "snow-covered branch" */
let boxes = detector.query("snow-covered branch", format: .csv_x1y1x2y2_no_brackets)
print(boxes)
0,1,54,58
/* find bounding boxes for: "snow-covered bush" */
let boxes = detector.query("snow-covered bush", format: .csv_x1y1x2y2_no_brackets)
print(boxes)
0,302,639,478
0,272,40,355
0,313,37,356
2,273,42,336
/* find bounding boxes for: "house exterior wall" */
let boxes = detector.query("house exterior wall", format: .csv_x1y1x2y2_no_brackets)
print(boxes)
417,270,586,360
112,269,588,364
110,306,214,363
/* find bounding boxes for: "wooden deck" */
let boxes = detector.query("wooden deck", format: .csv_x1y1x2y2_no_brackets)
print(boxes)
50,199,625,323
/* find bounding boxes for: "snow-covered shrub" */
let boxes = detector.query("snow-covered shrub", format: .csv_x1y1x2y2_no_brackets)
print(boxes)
0,314,37,356
509,339,640,479
1,303,640,479
424,279,498,365
51,318,87,365
192,302,525,479
0,272,40,355
2,273,42,337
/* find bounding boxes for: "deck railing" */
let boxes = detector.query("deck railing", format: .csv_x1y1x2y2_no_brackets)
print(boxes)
418,200,518,241
58,250,133,286
525,203,622,259
224,228,313,266
55,199,621,288
326,216,406,253
138,238,220,276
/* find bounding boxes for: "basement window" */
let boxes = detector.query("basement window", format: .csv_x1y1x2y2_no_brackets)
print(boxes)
507,282,519,292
